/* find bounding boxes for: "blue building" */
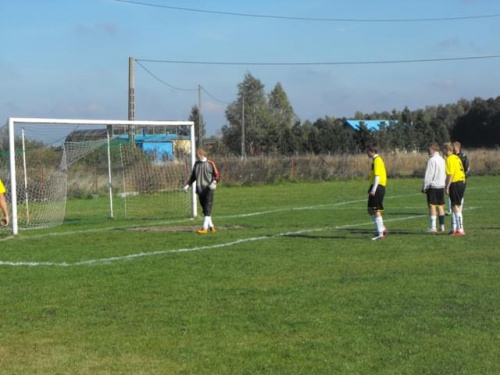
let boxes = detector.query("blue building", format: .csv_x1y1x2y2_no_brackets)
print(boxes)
66,126,189,163
344,119,397,131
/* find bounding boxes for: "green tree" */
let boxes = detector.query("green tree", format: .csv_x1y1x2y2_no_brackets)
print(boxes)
431,119,450,145
267,82,297,153
413,110,434,150
223,73,269,155
452,96,500,147
312,117,356,153
188,105,205,148
355,123,375,152
280,123,301,155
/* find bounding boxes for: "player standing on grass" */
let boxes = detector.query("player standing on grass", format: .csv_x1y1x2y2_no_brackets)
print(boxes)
443,143,466,236
421,142,446,233
453,141,470,207
184,148,220,234
0,178,10,227
446,141,470,214
366,144,388,241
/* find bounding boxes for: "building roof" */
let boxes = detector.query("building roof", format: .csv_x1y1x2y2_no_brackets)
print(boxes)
345,119,396,131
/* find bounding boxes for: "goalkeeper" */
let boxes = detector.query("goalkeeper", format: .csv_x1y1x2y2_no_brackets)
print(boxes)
184,149,220,234
0,178,9,227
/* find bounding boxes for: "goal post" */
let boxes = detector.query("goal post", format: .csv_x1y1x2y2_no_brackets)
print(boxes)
0,117,197,235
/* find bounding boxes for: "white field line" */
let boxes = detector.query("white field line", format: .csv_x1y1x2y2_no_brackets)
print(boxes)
0,213,429,268
1,184,493,243
0,189,481,267
0,193,416,243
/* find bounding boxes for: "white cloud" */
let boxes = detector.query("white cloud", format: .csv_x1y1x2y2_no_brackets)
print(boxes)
434,37,461,50
430,78,456,90
74,23,118,36
74,24,90,35
203,101,224,113
199,28,227,42
96,23,118,36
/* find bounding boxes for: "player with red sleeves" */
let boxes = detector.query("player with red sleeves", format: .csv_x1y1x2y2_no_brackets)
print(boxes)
184,148,220,234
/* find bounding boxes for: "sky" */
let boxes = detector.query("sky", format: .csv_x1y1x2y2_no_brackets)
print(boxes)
1,0,499,136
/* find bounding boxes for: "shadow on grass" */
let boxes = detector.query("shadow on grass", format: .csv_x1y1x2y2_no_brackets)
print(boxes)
284,233,353,240
339,228,444,236
385,212,425,216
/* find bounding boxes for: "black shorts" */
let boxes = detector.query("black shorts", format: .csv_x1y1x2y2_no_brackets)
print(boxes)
449,181,466,206
426,187,445,206
198,188,215,216
368,185,385,212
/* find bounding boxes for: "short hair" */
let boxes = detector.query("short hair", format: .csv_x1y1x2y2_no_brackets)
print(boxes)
196,148,206,159
366,143,378,153
452,141,462,151
443,142,453,153
428,142,440,152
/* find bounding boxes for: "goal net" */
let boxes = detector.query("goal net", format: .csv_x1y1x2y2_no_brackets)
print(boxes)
0,118,196,235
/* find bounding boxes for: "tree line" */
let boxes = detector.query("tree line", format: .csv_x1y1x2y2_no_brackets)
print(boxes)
190,73,500,155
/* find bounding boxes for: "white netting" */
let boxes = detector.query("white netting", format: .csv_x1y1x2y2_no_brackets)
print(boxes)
0,119,195,233
120,141,192,220
0,123,76,229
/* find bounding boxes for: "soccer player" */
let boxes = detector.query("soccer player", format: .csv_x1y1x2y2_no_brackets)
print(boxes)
184,148,220,234
453,141,470,208
443,142,466,235
366,144,388,241
447,141,470,214
453,141,470,177
421,142,446,233
0,178,9,227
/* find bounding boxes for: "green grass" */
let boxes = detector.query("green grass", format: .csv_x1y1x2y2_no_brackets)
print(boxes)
1,176,500,374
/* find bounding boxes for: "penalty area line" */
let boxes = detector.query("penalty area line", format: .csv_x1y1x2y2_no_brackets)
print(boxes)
0,192,421,243
0,213,429,268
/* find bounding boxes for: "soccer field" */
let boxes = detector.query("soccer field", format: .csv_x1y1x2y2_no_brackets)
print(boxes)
1,176,499,374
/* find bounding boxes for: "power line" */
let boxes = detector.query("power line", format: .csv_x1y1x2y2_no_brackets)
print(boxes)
113,0,500,23
135,60,197,91
136,60,232,103
136,54,500,66
200,86,230,105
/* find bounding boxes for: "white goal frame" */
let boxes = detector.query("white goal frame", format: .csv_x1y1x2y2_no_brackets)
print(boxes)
5,117,197,235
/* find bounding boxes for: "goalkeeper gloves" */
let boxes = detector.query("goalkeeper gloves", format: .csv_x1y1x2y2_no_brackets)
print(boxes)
183,185,190,193
209,181,217,190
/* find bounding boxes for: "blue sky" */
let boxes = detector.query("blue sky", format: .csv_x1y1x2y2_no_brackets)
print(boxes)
1,0,499,136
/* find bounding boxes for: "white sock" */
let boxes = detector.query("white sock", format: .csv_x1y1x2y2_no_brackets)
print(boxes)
203,216,209,230
207,216,213,228
375,216,384,235
450,213,456,232
456,212,463,232
430,215,436,230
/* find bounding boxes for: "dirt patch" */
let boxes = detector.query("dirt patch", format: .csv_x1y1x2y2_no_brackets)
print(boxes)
126,225,241,232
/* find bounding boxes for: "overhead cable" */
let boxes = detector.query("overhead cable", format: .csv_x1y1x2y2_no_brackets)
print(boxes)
136,55,500,66
136,60,232,103
200,87,230,105
136,60,197,91
114,0,500,23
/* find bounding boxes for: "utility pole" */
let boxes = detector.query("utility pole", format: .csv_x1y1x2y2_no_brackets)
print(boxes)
128,57,135,145
241,95,246,159
198,84,203,147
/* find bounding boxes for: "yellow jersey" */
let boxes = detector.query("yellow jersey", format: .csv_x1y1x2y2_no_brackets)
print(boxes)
0,179,5,194
446,154,466,183
369,155,387,187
